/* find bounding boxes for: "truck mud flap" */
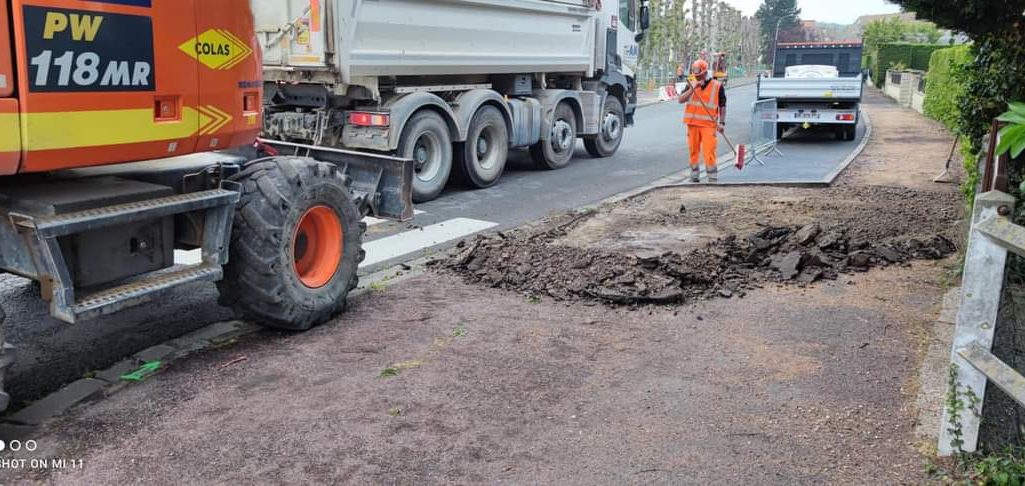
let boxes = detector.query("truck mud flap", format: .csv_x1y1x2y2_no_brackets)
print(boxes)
258,139,415,222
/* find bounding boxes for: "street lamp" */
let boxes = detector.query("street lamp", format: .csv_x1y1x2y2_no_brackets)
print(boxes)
771,14,798,77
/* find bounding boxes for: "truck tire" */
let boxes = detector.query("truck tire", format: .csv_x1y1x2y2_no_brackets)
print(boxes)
584,96,625,158
454,105,509,189
217,157,365,331
399,111,453,203
530,102,577,170
844,124,857,142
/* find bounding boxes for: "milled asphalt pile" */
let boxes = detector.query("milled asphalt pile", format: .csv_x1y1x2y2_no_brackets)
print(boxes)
440,185,962,306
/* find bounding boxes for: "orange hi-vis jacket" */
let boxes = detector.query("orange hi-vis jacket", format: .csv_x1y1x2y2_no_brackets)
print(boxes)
683,80,723,128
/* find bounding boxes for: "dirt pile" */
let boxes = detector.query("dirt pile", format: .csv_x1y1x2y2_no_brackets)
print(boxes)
439,185,962,307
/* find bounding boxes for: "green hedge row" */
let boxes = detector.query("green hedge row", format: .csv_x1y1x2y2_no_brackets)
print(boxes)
866,42,946,86
922,45,972,131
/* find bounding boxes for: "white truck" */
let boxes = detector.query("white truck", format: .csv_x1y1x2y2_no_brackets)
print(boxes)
252,0,649,202
757,42,864,141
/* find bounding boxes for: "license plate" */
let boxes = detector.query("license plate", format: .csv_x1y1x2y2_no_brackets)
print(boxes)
795,112,819,119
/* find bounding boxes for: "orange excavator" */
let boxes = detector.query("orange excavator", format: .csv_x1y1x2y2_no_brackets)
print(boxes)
0,0,413,410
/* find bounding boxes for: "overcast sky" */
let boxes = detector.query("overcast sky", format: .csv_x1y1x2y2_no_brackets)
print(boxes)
725,0,902,24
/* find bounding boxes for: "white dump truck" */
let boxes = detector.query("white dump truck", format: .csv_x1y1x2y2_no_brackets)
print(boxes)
252,0,649,202
757,42,864,141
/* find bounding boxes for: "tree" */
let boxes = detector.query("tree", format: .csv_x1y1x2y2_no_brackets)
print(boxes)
888,0,1025,38
862,17,941,53
755,0,801,62
890,0,1025,207
639,0,762,85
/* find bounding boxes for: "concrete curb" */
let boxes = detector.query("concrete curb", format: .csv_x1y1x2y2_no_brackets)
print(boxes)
1,320,258,434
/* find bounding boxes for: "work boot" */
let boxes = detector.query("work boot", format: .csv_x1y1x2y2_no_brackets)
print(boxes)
690,167,700,183
707,166,719,183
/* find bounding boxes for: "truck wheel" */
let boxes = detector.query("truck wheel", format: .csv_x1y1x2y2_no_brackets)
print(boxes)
844,124,857,141
400,111,453,203
217,157,365,331
530,102,577,170
584,96,625,158
454,105,509,188
0,304,11,412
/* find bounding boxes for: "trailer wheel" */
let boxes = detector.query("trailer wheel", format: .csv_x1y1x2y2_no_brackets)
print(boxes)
584,96,625,158
0,304,11,412
400,111,453,203
217,157,365,331
454,105,509,188
530,102,577,170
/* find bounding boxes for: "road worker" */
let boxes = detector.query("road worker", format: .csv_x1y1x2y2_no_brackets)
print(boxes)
678,59,727,183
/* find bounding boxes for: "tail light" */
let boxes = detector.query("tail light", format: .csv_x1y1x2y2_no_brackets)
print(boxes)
835,113,856,121
348,112,391,127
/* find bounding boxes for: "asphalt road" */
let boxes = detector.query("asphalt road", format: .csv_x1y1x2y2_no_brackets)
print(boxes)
0,82,850,409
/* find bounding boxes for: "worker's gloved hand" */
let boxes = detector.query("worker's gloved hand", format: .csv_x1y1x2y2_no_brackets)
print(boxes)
717,122,726,134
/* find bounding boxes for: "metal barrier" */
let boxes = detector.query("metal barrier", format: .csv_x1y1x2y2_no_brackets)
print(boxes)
747,98,783,166
939,190,1024,455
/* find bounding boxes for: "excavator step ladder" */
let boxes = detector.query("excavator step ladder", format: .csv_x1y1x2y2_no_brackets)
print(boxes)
8,187,240,324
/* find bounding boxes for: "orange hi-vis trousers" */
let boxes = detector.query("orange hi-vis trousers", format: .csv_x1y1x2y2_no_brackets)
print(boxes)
687,124,718,170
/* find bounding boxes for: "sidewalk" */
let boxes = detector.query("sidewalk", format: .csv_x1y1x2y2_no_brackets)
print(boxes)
2,86,965,485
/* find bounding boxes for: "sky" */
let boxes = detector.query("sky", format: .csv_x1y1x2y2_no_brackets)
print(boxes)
725,0,902,24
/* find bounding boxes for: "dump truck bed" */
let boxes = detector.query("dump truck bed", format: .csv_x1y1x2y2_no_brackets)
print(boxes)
254,0,599,82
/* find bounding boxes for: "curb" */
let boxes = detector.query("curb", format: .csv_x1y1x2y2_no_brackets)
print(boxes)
1,320,258,434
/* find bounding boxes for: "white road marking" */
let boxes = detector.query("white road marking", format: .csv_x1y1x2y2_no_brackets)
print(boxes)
364,209,424,227
175,211,487,270
360,218,498,269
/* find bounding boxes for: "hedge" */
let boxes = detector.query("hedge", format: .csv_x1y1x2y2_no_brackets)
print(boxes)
922,45,971,131
867,42,946,86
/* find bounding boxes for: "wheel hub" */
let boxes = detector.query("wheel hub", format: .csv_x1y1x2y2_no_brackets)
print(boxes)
292,205,343,289
602,113,621,142
413,134,441,181
550,119,574,153
476,136,489,159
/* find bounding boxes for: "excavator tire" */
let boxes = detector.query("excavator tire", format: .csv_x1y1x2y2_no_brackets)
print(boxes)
0,304,12,412
217,157,366,331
